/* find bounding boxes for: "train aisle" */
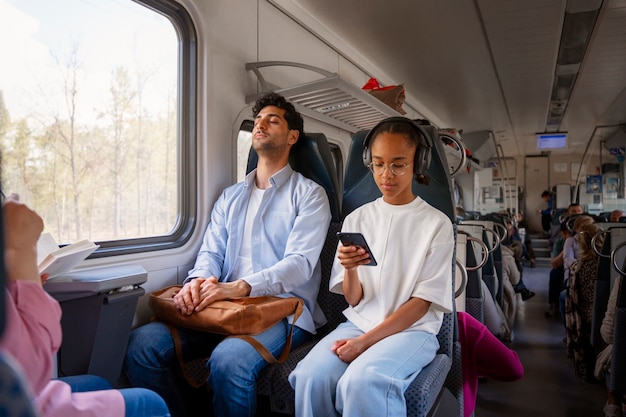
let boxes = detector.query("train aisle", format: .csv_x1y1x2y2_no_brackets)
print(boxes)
474,265,607,417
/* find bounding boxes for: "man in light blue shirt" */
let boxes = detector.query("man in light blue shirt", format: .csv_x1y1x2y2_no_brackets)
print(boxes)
124,93,331,417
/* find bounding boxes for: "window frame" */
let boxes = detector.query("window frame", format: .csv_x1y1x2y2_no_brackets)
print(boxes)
88,0,198,258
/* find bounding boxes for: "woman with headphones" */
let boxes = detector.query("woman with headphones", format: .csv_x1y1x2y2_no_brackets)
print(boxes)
289,117,455,417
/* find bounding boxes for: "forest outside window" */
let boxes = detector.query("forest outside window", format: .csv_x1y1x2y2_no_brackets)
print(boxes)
0,0,196,253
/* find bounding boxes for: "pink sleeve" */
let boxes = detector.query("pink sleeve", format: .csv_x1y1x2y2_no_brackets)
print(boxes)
37,380,125,417
1,281,126,417
468,315,524,381
0,280,63,394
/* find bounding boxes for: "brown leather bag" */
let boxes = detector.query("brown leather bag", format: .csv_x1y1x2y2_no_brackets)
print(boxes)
148,285,304,384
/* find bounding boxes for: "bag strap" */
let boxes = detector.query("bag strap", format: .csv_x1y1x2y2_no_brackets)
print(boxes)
166,298,304,387
168,324,210,389
232,297,304,364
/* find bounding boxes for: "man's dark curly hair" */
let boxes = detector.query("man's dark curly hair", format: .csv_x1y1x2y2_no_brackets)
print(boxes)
252,92,304,139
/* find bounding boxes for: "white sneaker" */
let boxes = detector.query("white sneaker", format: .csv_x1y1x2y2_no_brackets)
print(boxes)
603,402,620,417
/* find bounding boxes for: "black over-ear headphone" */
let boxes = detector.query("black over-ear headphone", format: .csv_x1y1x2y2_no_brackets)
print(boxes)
362,117,434,178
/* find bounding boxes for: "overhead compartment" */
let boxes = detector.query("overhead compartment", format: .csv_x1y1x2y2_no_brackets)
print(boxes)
246,61,481,178
604,125,626,156
246,61,403,133
461,130,497,163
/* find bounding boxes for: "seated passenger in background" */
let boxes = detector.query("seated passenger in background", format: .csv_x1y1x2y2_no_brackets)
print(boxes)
481,278,514,342
551,203,583,267
568,203,584,216
550,203,584,248
563,215,594,285
545,222,570,318
499,243,531,329
507,217,529,268
124,92,331,417
515,211,536,267
610,209,625,222
0,194,170,417
289,118,454,417
552,202,582,256
559,215,594,321
504,219,535,301
565,222,603,382
458,311,524,417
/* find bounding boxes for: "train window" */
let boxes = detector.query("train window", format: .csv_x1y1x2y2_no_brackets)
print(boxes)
237,120,254,182
0,0,197,254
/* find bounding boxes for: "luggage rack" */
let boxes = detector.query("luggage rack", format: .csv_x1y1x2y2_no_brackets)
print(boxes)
246,61,477,178
246,61,402,133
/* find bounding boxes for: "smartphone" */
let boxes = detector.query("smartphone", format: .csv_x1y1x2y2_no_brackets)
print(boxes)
336,232,377,266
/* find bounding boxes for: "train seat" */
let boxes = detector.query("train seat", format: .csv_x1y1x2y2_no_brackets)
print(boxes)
591,228,613,347
246,132,341,223
609,259,626,399
251,133,347,413
479,228,498,299
256,237,346,413
255,221,345,413
458,225,486,324
341,124,455,222
340,123,462,417
463,211,481,220
173,132,345,411
175,122,462,415
461,220,504,305
250,132,346,413
457,220,513,340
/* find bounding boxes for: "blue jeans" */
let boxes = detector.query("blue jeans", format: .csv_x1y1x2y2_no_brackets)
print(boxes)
548,266,564,305
289,321,439,417
120,389,171,417
60,375,112,392
124,319,311,417
60,375,170,417
513,277,528,293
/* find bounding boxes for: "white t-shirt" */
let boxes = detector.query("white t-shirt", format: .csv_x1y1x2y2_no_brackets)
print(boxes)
330,197,454,334
231,185,265,279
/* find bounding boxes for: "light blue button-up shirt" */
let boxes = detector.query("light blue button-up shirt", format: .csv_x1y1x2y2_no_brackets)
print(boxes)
186,165,331,334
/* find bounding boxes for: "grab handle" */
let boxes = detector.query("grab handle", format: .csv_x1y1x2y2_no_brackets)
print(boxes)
465,236,489,271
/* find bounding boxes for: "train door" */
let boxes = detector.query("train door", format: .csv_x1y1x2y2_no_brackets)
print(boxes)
524,155,549,233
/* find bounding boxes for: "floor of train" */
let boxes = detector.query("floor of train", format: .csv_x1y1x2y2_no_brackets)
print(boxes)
474,264,607,417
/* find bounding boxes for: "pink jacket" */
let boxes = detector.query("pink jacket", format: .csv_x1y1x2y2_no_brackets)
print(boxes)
0,280,125,417
458,311,524,417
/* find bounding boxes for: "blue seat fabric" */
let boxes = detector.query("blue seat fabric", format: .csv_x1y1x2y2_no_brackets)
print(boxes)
341,124,461,417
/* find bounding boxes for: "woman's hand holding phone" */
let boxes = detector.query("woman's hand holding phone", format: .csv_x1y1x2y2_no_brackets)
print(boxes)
337,232,377,267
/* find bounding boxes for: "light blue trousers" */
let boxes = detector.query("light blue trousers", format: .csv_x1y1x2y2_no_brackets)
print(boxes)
289,321,439,417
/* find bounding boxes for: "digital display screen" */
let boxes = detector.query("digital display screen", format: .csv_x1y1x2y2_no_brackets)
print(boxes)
537,133,567,149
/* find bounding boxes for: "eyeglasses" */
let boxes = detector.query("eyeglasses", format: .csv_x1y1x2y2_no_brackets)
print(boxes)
368,162,412,176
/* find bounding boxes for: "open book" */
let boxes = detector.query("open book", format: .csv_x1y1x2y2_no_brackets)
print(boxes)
37,233,100,279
